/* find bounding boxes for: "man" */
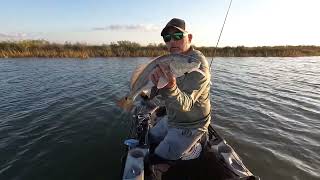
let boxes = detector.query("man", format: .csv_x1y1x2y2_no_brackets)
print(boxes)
147,18,211,176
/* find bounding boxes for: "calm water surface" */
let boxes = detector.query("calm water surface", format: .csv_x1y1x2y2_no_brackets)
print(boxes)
0,57,319,180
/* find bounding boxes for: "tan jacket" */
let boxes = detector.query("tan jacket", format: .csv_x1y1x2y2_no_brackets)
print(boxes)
158,48,211,128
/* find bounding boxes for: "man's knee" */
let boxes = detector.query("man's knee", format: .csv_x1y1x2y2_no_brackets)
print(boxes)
149,117,168,144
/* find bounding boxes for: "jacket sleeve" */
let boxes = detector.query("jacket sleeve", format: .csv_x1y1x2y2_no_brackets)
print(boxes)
158,71,210,112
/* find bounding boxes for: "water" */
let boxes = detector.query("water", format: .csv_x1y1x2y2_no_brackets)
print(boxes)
0,57,319,180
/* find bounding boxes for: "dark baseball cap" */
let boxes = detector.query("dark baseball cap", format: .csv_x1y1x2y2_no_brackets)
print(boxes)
161,18,188,36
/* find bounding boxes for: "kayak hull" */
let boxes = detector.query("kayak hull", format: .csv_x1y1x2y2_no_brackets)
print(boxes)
121,101,260,180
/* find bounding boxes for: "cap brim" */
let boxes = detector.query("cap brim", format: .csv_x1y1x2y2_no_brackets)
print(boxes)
161,25,187,36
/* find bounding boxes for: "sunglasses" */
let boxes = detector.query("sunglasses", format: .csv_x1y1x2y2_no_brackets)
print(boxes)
162,32,187,42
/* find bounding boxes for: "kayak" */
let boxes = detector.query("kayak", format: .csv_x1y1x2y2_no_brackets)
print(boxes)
120,99,260,180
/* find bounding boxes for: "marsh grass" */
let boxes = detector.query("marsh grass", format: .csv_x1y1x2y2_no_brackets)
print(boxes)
1,40,319,58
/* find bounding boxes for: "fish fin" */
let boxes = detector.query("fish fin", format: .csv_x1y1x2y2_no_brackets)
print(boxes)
130,64,148,90
188,68,206,77
117,96,134,112
157,76,168,89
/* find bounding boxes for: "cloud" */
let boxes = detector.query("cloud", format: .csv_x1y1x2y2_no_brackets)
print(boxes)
0,32,27,39
0,32,44,41
92,24,160,32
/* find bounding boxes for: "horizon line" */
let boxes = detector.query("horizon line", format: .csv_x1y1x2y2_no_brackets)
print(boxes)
1,39,320,48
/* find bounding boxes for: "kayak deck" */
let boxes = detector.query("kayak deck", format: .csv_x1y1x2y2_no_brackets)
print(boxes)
121,100,260,180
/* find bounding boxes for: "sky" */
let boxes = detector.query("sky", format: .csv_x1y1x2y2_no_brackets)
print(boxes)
0,0,320,47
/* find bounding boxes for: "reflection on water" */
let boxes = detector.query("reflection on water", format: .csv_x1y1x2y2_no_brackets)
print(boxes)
0,57,319,180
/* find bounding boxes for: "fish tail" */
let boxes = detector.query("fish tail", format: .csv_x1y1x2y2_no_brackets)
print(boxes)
117,96,134,111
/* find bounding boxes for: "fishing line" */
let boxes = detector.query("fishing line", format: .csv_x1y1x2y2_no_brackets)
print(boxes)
209,0,233,70
207,0,233,131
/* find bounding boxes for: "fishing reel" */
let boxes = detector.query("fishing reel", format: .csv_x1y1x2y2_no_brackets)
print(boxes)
135,112,152,146
130,96,158,147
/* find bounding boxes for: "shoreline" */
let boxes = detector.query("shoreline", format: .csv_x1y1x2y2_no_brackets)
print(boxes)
1,40,320,58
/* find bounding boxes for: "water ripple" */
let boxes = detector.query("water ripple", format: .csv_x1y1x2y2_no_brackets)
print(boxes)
0,57,319,180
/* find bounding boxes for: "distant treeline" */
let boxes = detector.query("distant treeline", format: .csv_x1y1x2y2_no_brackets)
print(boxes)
1,40,320,58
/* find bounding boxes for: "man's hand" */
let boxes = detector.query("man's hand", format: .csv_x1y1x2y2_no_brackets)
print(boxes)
150,64,176,89
150,65,164,85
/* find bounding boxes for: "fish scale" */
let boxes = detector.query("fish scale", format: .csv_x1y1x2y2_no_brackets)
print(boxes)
117,53,201,111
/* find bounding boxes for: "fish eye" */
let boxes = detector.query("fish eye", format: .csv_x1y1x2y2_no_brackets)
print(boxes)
188,58,193,63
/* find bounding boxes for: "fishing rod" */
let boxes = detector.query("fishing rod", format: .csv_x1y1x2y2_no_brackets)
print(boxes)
207,0,233,133
209,0,233,70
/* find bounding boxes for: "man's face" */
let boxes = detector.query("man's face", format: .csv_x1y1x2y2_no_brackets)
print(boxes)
163,28,192,54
